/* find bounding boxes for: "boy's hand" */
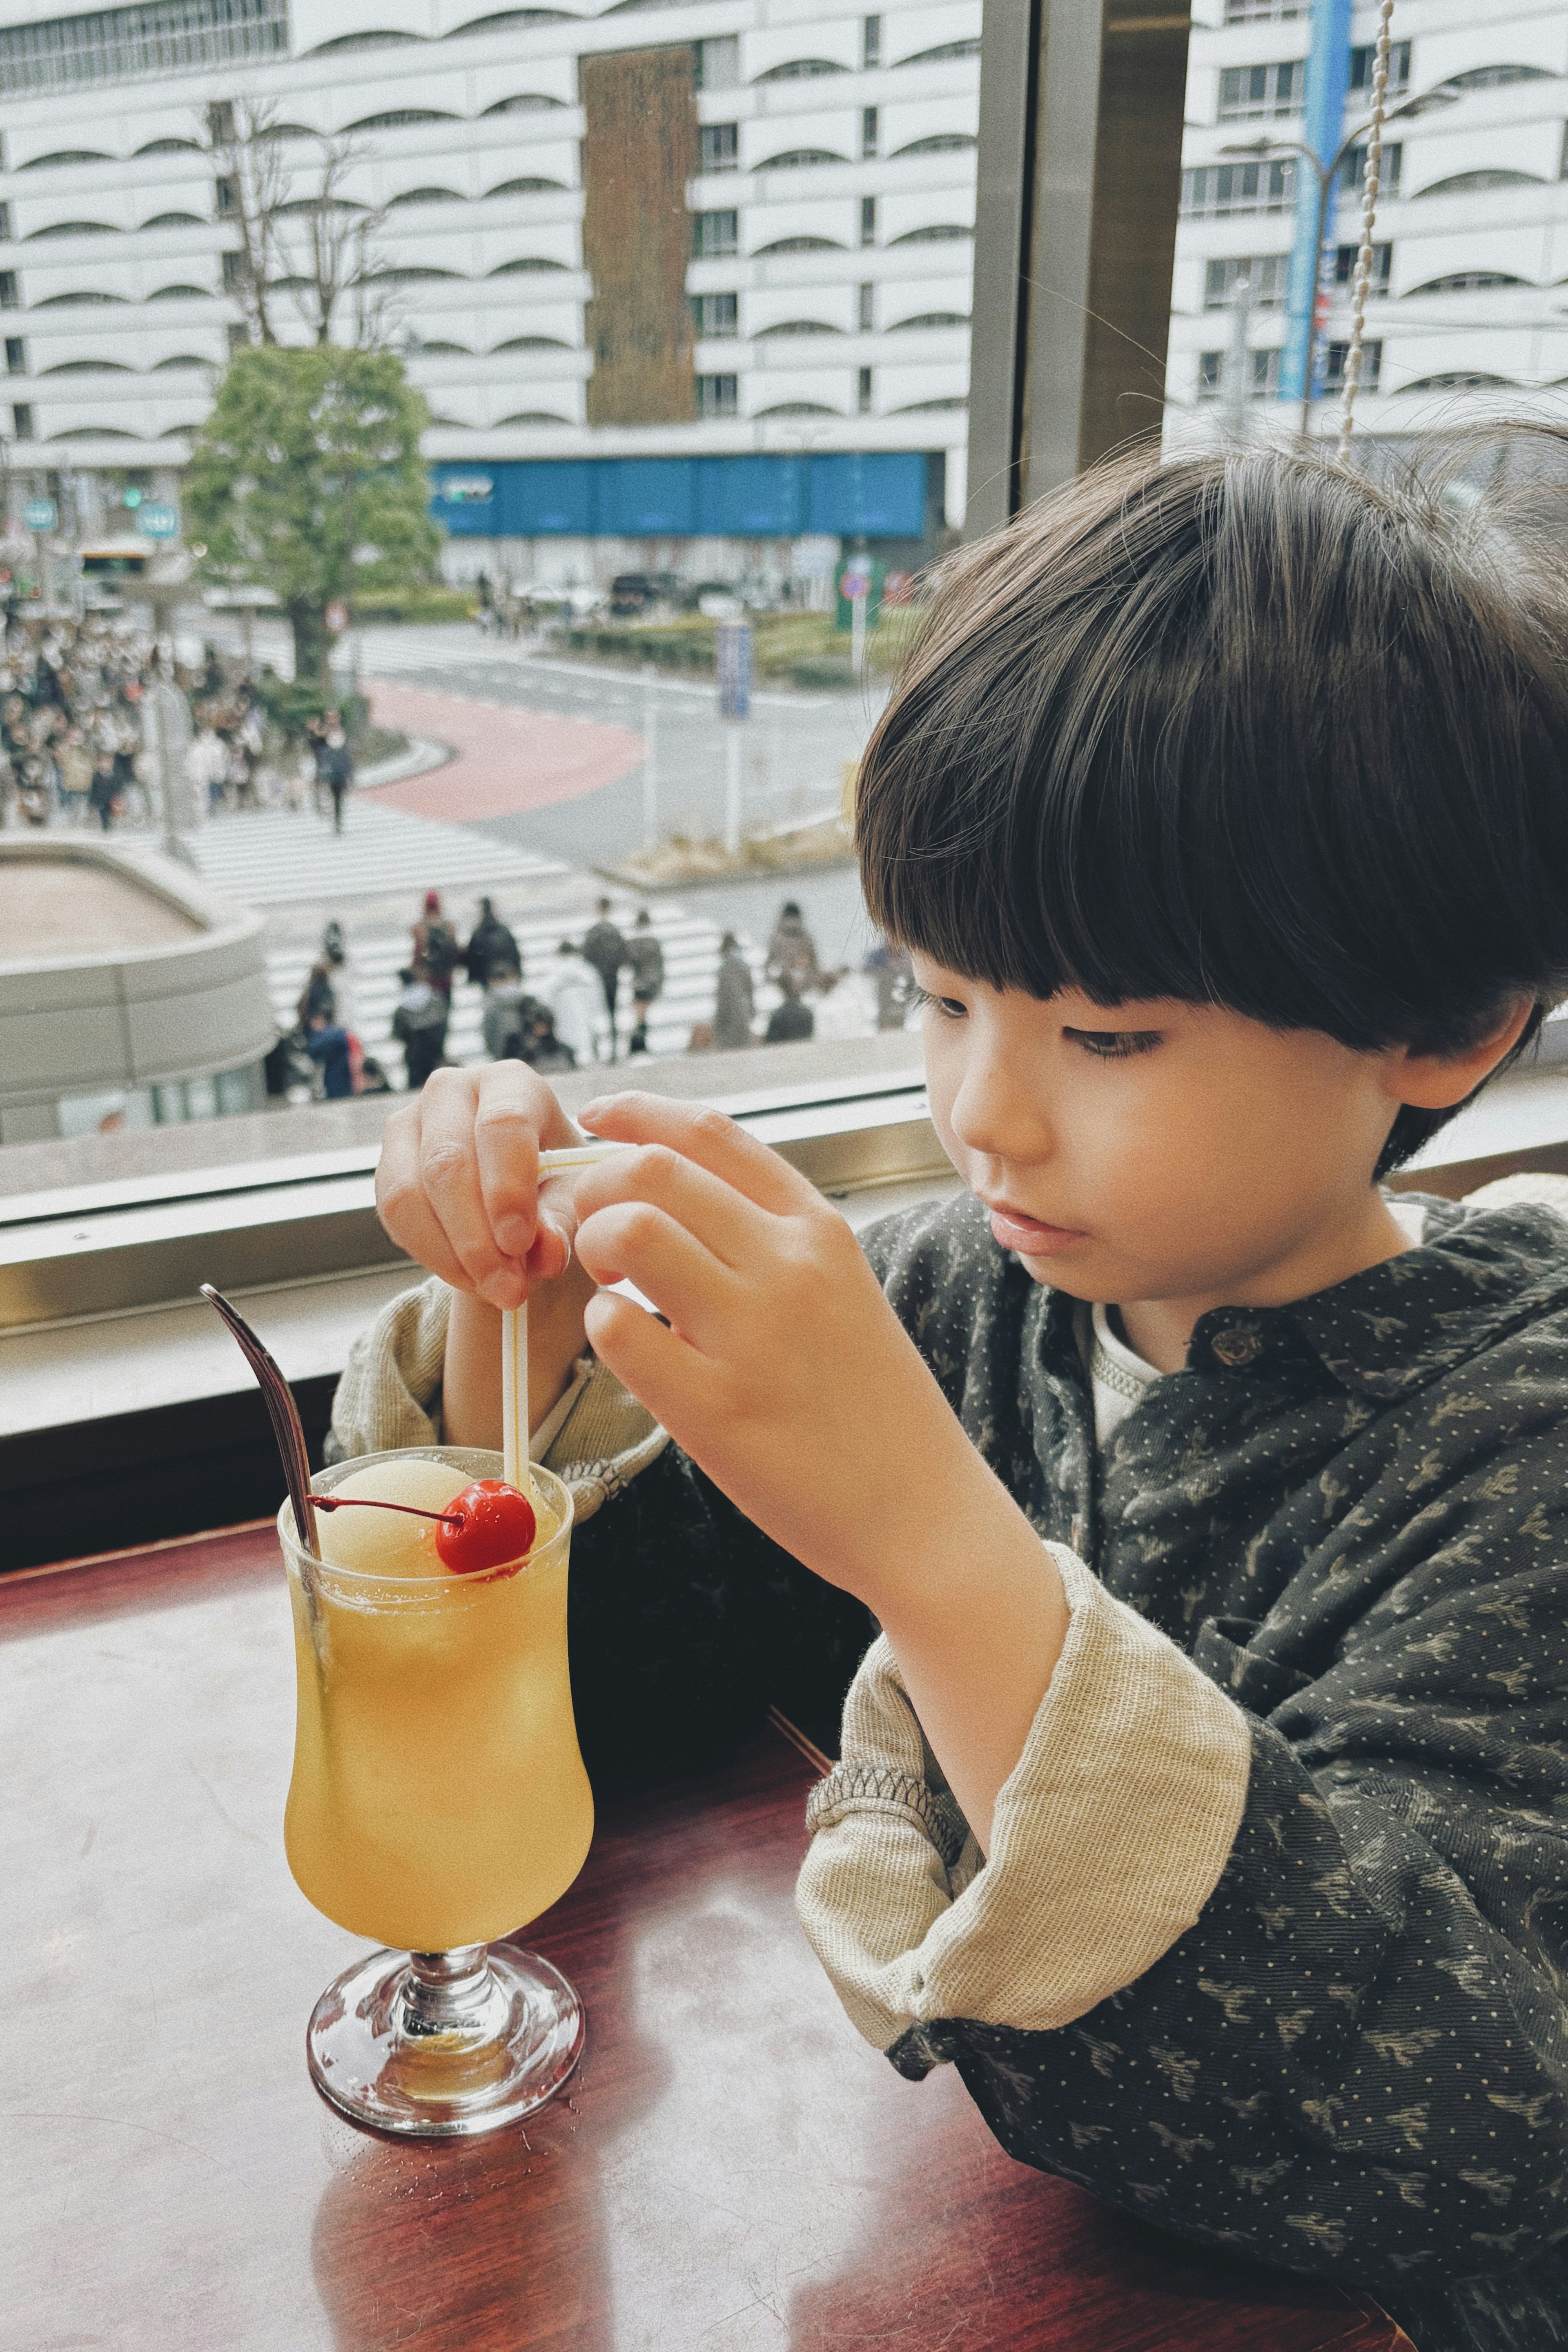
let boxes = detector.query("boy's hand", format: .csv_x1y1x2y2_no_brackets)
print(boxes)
573,1093,1070,1848
376,1062,584,1310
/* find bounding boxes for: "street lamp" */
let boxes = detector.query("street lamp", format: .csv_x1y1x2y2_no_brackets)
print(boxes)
1222,82,1459,441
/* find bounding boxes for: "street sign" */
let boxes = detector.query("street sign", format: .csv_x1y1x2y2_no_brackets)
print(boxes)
716,615,752,723
138,503,178,539
122,486,143,509
324,600,349,635
840,557,873,601
24,498,55,533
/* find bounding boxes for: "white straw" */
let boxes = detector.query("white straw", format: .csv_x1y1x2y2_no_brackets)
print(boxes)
537,1141,628,1172
501,1300,527,1493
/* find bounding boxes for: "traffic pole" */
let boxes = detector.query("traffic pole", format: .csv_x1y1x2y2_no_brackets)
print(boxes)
641,666,659,853
724,726,743,856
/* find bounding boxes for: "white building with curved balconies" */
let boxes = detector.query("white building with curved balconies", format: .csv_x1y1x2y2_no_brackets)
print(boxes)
0,0,980,577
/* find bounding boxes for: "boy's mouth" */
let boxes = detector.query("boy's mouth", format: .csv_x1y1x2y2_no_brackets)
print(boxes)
981,1199,1087,1255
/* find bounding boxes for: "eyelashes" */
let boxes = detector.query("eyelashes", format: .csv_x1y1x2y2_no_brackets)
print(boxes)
1062,1029,1164,1060
912,988,1164,1060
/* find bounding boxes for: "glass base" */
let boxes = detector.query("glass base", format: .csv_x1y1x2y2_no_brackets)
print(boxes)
306,1939,585,2137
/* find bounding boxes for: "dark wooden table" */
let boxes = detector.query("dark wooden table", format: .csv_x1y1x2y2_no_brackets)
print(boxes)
1,1526,1413,2351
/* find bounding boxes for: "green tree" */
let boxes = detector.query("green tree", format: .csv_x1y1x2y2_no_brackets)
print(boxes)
183,343,439,697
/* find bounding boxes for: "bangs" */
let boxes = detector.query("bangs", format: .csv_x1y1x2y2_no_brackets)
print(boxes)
856,441,1568,1056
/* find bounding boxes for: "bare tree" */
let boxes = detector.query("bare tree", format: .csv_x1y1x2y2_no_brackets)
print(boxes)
206,97,285,347
205,103,392,352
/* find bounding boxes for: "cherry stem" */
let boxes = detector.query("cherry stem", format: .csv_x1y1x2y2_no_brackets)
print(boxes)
309,1494,464,1528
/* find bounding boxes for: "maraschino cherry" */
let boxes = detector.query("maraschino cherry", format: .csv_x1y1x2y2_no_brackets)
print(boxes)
310,1478,537,1576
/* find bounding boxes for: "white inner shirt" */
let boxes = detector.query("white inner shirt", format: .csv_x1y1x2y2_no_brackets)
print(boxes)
1088,1196,1429,1448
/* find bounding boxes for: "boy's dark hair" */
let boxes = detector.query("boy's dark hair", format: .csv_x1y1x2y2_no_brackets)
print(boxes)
857,434,1568,1174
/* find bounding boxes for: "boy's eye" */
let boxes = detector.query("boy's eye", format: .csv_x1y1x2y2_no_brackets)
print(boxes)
912,985,967,1020
1064,1027,1163,1060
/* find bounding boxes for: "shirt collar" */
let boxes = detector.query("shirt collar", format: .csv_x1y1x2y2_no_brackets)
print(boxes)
1188,1201,1568,1400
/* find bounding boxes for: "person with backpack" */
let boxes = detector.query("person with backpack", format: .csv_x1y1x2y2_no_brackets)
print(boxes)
390,966,448,1089
480,963,544,1064
412,891,461,1002
465,897,521,989
626,909,665,1056
581,896,627,1060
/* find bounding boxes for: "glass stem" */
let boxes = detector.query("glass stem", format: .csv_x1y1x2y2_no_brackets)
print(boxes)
403,1944,492,2032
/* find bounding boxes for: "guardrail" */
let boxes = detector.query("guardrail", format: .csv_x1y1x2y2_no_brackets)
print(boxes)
0,1065,948,1334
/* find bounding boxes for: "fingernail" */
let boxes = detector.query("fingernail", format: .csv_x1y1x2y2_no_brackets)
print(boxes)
578,1100,606,1121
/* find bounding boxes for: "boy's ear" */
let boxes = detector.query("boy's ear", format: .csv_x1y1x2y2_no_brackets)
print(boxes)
1388,998,1538,1111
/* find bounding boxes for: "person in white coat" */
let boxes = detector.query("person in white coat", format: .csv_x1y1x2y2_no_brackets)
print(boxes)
541,939,605,1065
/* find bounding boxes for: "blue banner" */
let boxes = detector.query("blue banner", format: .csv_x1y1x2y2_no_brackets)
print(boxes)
428,452,929,540
1281,0,1353,408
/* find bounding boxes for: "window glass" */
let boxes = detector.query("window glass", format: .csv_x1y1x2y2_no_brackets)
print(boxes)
0,0,976,1183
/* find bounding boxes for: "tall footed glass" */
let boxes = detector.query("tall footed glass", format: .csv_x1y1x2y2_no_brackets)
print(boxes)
279,1447,590,2137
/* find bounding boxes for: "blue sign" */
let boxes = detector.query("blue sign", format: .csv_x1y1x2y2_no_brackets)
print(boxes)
24,498,54,532
138,503,178,539
428,452,931,541
717,617,752,722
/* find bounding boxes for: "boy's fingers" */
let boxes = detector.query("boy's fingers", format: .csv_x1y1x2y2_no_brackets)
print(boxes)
577,1092,813,1218
378,1104,524,1302
471,1062,582,1257
582,1289,722,1432
416,1071,532,1305
574,1199,740,1340
570,1140,771,1272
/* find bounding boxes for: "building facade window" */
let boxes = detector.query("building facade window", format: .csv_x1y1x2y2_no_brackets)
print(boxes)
696,372,737,416
861,106,878,160
12,401,33,436
860,194,877,245
689,290,737,337
1341,140,1401,195
0,0,287,98
1224,0,1307,18
858,280,874,330
1181,160,1294,216
692,209,738,258
1218,60,1304,122
220,247,247,288
0,272,20,309
5,337,25,373
1203,253,1288,308
857,363,873,412
1333,241,1391,294
1324,339,1381,391
862,14,881,69
1197,346,1281,399
214,174,237,216
1350,42,1411,96
699,122,737,174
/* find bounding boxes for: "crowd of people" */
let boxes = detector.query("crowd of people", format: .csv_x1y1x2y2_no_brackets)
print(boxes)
278,888,909,1100
0,612,359,834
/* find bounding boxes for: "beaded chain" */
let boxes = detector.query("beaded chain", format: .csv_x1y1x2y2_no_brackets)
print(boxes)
1336,0,1396,460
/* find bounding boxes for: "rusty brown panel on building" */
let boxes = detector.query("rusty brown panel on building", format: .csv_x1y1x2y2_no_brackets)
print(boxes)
581,45,698,425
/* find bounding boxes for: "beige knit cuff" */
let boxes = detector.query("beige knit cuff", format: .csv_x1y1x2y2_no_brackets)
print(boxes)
795,1544,1253,2053
328,1275,668,1524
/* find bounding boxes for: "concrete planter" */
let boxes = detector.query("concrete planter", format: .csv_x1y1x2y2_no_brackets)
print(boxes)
0,839,274,1144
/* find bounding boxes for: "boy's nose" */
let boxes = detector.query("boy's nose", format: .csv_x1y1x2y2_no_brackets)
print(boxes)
949,1059,1054,1167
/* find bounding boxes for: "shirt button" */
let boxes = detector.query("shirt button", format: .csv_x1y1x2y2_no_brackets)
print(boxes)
1212,1328,1261,1368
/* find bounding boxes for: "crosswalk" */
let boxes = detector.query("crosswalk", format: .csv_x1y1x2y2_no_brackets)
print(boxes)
170,801,568,908
268,897,763,1086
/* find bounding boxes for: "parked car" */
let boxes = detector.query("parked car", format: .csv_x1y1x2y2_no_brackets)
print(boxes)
609,572,658,616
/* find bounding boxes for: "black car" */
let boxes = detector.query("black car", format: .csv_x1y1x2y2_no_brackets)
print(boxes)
609,572,657,616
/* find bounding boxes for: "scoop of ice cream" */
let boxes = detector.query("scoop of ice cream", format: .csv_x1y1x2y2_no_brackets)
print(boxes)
317,1457,472,1579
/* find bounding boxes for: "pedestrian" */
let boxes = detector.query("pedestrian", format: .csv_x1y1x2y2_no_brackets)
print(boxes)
56,724,92,827
625,908,665,1055
581,895,627,1058
390,966,449,1089
766,899,825,996
865,936,915,1031
764,972,814,1044
304,1011,353,1100
713,930,755,1050
187,718,228,816
321,733,354,835
296,958,336,1032
88,751,118,833
480,963,540,1063
541,939,604,1067
464,895,520,989
521,1004,575,1072
412,890,461,1000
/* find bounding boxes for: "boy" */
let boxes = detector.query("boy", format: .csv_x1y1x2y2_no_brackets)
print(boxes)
339,443,1568,2352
